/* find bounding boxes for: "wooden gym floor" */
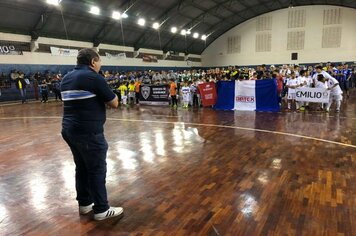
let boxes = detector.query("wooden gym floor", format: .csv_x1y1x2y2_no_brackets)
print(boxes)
0,93,355,235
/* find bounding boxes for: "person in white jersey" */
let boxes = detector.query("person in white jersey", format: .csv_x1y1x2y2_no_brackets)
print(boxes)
286,71,300,111
296,70,310,111
180,82,191,108
315,74,328,111
325,75,343,112
312,65,334,86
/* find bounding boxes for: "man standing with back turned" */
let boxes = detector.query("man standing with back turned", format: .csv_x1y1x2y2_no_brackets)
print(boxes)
60,48,123,221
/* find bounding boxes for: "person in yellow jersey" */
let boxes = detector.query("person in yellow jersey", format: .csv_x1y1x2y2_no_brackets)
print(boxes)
231,69,238,80
118,82,128,106
15,73,27,104
128,80,135,105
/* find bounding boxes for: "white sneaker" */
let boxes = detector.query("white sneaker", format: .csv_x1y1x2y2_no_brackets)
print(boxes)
94,207,124,221
79,203,93,215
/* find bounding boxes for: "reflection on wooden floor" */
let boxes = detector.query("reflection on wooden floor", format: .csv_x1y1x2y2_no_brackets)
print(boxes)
0,94,355,235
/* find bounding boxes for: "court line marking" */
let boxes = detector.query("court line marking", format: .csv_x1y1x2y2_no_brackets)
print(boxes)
0,116,355,148
151,115,180,118
107,118,356,148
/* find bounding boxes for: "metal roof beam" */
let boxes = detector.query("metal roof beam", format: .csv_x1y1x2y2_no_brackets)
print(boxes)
132,0,192,50
185,0,277,53
185,7,253,52
92,0,141,46
186,0,285,53
30,7,52,40
188,2,225,20
161,0,238,52
133,5,216,50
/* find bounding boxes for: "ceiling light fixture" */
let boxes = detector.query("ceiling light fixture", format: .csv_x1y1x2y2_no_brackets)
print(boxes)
89,6,100,15
138,18,145,26
186,30,191,35
171,27,177,33
201,34,207,40
180,29,187,36
112,11,121,20
46,0,62,6
193,33,199,38
152,22,160,29
122,12,128,18
288,0,294,8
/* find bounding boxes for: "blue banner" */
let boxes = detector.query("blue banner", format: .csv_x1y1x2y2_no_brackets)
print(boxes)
214,81,235,110
255,79,279,112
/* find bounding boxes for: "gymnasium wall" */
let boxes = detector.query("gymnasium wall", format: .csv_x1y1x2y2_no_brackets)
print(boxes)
0,52,198,74
0,33,202,74
202,5,356,67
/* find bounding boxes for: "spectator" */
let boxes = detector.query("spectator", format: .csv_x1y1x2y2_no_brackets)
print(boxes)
51,75,62,101
39,80,49,103
249,72,258,80
350,68,356,89
152,71,162,83
15,73,27,103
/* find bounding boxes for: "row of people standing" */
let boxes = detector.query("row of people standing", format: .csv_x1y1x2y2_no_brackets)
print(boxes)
108,79,140,106
13,73,62,103
169,79,203,109
284,65,344,112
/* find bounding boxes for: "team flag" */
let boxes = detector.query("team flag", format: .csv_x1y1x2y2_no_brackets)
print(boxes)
214,80,279,111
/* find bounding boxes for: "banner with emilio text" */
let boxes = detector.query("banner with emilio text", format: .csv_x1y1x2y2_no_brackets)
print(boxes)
295,87,330,103
50,47,78,57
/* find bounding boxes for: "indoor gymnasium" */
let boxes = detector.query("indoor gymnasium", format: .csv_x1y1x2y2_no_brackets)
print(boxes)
0,0,355,235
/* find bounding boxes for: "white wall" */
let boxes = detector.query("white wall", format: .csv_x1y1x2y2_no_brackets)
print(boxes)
0,32,31,42
0,33,201,68
37,36,93,48
0,52,201,67
202,5,356,67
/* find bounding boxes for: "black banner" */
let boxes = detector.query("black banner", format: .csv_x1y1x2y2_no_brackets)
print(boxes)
139,85,170,105
0,45,23,55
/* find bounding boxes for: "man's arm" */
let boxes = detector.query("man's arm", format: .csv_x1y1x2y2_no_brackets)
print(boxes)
93,74,118,108
323,71,335,80
106,94,118,108
327,77,339,90
327,83,339,90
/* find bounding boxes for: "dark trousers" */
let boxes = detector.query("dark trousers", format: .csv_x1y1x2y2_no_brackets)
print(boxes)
135,92,140,104
54,89,61,100
34,85,39,100
171,95,178,106
61,130,110,214
19,89,27,103
41,91,48,102
192,94,198,107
